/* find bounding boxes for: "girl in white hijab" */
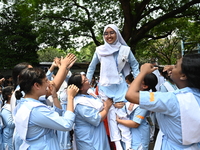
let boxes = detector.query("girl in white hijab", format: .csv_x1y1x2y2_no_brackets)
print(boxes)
86,24,139,150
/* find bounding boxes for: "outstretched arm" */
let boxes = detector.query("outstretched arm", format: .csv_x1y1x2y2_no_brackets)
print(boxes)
46,57,60,81
126,63,157,104
53,54,76,91
116,115,140,128
86,52,99,82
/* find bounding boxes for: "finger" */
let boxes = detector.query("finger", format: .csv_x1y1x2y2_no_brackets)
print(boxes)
152,67,158,72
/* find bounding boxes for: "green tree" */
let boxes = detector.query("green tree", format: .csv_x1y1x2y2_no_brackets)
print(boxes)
136,35,181,65
28,0,200,54
177,19,200,55
0,3,39,69
1,0,200,66
79,42,96,62
37,47,66,62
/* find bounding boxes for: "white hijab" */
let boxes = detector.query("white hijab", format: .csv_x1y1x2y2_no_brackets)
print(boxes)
96,24,127,56
96,24,128,86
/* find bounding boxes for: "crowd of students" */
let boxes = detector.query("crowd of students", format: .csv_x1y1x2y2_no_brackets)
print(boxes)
0,24,200,150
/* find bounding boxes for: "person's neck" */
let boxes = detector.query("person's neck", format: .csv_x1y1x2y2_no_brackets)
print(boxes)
177,82,188,89
24,94,39,100
80,91,88,95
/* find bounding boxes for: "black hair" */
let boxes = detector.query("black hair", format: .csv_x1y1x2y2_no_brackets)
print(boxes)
143,73,158,92
91,75,97,88
3,75,13,87
12,62,31,89
15,67,46,100
68,73,83,94
182,53,200,89
2,86,14,106
125,73,134,83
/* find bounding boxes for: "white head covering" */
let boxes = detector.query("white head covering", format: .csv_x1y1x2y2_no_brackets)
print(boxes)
97,24,127,56
96,24,128,86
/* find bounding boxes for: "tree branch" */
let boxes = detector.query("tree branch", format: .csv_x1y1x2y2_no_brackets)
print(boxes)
144,30,173,40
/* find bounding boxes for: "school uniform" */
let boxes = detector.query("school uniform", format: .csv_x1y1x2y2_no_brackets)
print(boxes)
154,80,178,150
139,87,200,150
87,46,139,145
13,98,75,150
129,106,150,150
73,94,110,150
57,90,73,150
159,80,178,92
1,103,15,150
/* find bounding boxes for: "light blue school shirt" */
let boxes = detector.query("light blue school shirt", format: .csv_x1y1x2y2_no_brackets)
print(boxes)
159,80,178,92
129,106,150,150
74,95,110,150
14,98,75,150
1,105,15,150
0,106,4,150
139,87,200,149
57,101,72,150
46,70,71,82
86,50,139,103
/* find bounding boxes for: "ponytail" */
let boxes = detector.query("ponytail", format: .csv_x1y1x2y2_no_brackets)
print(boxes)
15,89,23,100
151,87,157,92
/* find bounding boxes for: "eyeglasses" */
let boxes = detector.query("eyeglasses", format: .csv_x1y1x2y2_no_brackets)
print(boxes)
103,31,116,36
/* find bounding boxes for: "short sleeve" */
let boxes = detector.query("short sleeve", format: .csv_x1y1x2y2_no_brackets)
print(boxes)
139,91,177,115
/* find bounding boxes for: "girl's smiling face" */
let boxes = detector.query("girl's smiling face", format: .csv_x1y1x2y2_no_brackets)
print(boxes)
104,27,117,44
80,75,90,94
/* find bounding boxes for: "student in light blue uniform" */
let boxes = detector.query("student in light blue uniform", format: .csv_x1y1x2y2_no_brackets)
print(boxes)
130,107,150,150
12,54,77,149
117,73,158,150
86,24,139,150
117,106,150,150
126,53,200,150
45,57,74,150
68,73,113,150
154,68,178,150
1,86,15,150
57,84,74,150
13,67,79,150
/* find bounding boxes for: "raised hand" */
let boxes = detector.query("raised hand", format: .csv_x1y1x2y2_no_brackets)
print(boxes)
60,53,77,69
67,84,79,98
140,63,158,74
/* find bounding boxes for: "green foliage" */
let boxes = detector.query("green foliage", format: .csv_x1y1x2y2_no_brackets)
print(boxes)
37,47,66,62
135,35,181,65
79,42,96,62
0,4,39,69
1,0,200,67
